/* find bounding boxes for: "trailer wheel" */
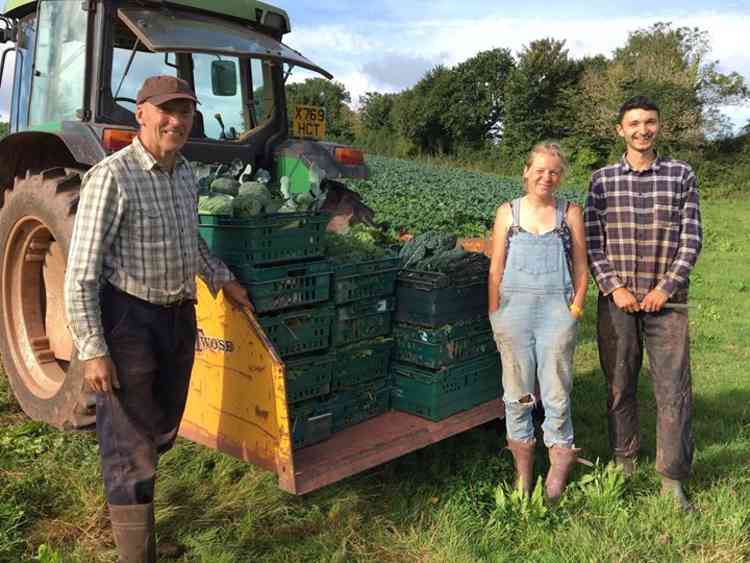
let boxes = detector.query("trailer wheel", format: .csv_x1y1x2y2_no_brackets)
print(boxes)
0,167,94,429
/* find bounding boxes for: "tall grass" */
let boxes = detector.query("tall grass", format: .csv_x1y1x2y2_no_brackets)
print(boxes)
1,199,749,562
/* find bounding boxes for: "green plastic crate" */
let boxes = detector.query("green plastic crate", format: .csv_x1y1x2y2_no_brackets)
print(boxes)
332,255,400,304
391,353,501,421
284,352,335,403
393,324,496,369
330,385,391,432
332,339,393,390
333,311,392,347
336,296,396,321
332,296,395,347
259,305,334,358
393,315,491,344
290,410,332,450
233,260,331,313
199,212,329,265
288,380,391,441
391,381,499,422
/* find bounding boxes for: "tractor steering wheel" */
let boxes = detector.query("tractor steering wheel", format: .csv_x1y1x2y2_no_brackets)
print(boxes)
114,97,138,106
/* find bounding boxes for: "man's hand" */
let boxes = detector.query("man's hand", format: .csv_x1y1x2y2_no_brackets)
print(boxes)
612,288,640,313
83,356,119,393
640,288,669,313
222,280,253,311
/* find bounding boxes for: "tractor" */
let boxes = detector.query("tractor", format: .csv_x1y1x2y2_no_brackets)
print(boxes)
0,0,504,495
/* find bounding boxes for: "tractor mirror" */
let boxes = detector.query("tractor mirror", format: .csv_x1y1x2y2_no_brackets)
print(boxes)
211,60,237,96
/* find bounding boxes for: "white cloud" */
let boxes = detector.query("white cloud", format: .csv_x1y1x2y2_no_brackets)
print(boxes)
283,10,750,128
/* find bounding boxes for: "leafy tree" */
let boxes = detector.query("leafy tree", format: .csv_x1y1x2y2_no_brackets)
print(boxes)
444,48,515,149
575,22,749,155
392,65,456,155
359,92,397,132
500,39,582,161
0,122,8,140
285,78,355,143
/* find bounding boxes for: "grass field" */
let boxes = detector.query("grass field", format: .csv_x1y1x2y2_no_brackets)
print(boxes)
1,198,749,563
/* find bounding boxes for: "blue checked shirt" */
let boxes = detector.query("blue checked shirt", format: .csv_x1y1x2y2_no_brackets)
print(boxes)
584,155,703,300
64,137,234,360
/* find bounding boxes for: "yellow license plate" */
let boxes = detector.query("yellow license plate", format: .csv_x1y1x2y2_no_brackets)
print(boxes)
292,105,326,139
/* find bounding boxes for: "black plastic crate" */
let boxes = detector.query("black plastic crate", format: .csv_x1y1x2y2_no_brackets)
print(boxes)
395,272,487,327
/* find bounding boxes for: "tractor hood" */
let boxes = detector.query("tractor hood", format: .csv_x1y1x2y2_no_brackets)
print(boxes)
118,6,333,79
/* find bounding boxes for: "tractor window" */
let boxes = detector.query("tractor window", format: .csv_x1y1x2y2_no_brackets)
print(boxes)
10,13,35,131
110,19,176,117
28,1,87,126
190,53,247,141
251,58,274,126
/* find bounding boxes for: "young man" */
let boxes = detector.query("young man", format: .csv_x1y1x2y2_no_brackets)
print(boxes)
64,76,251,561
584,96,703,510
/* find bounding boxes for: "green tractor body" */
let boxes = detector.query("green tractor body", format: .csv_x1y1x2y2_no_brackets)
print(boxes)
0,0,367,429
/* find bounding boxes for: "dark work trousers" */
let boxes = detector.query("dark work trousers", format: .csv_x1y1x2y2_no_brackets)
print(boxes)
97,284,197,505
597,294,694,480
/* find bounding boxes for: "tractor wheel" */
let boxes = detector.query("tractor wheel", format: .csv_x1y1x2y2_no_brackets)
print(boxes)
0,167,95,429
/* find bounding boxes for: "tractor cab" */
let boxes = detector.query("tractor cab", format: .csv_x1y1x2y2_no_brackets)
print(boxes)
0,0,366,431
0,0,342,171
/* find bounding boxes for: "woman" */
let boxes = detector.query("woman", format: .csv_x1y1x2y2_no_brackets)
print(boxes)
488,142,588,502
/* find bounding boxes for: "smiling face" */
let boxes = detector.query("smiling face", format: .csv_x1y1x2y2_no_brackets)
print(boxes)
617,108,660,156
136,99,195,164
523,152,563,198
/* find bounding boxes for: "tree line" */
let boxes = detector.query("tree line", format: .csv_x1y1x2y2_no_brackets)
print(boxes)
286,22,750,194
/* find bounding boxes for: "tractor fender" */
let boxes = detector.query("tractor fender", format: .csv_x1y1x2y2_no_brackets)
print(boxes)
0,123,105,191
274,138,369,182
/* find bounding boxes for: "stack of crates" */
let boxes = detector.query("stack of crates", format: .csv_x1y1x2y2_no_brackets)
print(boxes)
286,253,401,448
199,211,403,448
390,269,502,421
198,212,336,448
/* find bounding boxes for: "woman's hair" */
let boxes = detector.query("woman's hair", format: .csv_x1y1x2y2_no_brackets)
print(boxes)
524,142,568,175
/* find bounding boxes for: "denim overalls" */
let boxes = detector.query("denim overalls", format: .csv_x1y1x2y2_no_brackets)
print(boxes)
490,197,578,447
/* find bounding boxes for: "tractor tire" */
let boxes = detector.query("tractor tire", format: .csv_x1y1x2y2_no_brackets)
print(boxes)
0,167,95,429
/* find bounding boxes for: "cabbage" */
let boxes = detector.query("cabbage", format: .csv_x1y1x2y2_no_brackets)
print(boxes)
210,177,240,196
198,194,234,216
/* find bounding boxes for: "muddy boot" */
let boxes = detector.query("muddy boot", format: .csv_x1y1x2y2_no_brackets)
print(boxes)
506,438,536,495
614,455,636,477
545,445,580,503
109,503,156,563
660,477,692,512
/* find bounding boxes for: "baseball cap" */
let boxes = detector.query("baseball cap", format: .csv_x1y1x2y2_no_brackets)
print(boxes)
136,75,199,106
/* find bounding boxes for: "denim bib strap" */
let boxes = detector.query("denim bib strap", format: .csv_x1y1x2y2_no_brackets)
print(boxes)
511,198,522,227
555,198,567,228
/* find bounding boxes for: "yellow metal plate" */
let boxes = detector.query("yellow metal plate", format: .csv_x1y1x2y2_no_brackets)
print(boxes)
180,279,294,485
292,105,326,139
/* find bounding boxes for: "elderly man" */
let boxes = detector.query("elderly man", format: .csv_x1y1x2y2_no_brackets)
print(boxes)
64,75,251,561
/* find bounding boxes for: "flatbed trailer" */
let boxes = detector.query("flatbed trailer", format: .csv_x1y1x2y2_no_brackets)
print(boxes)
181,280,504,494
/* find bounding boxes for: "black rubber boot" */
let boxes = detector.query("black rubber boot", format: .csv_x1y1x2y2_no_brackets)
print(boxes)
109,503,156,563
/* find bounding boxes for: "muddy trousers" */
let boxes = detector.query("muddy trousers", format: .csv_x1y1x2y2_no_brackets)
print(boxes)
96,285,197,505
597,295,694,480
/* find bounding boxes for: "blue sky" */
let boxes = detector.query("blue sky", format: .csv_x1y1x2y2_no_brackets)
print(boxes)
1,1,749,129
281,0,750,130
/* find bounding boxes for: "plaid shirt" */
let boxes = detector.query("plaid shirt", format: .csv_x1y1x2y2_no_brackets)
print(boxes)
584,155,702,300
64,137,234,360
